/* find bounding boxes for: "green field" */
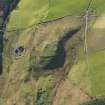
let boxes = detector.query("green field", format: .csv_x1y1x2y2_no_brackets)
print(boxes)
7,0,49,29
7,0,105,30
91,0,105,14
68,20,105,96
68,49,105,96
7,0,90,30
46,0,89,20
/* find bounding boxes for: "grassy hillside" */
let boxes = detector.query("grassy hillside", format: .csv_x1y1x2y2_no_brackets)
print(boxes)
91,0,105,14
68,14,105,96
7,0,90,30
46,0,89,19
7,0,105,30
7,0,49,29
1,0,105,105
68,50,105,96
2,15,84,105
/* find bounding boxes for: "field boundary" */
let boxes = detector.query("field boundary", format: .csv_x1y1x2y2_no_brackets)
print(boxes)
2,0,93,32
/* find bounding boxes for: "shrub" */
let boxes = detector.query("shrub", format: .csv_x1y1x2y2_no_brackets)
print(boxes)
81,98,105,105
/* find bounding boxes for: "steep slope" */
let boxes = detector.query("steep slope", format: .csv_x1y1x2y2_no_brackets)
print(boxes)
1,0,105,105
7,0,49,29
2,15,87,105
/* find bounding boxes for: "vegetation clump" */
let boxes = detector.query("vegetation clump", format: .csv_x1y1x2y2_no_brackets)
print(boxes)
81,99,105,105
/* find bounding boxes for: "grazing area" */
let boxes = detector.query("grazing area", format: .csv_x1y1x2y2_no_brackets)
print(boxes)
68,14,105,96
1,0,105,105
91,0,105,14
46,0,89,20
7,0,90,30
7,0,49,29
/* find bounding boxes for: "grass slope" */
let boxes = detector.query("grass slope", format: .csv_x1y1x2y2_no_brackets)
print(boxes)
47,0,89,20
91,0,105,14
68,0,105,97
7,0,49,29
3,16,81,105
7,0,105,30
69,50,105,96
68,16,105,96
4,0,105,102
7,0,89,30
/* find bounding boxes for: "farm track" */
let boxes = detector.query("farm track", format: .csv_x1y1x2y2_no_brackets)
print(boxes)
83,0,94,77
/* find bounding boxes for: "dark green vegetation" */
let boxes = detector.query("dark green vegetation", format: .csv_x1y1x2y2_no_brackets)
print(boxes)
81,99,105,105
3,0,13,5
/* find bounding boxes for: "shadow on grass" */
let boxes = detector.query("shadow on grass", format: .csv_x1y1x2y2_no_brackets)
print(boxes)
0,0,20,74
43,27,81,70
3,0,20,21
0,32,3,74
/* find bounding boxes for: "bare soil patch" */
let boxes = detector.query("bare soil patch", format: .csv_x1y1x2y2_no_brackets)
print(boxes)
52,79,90,105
